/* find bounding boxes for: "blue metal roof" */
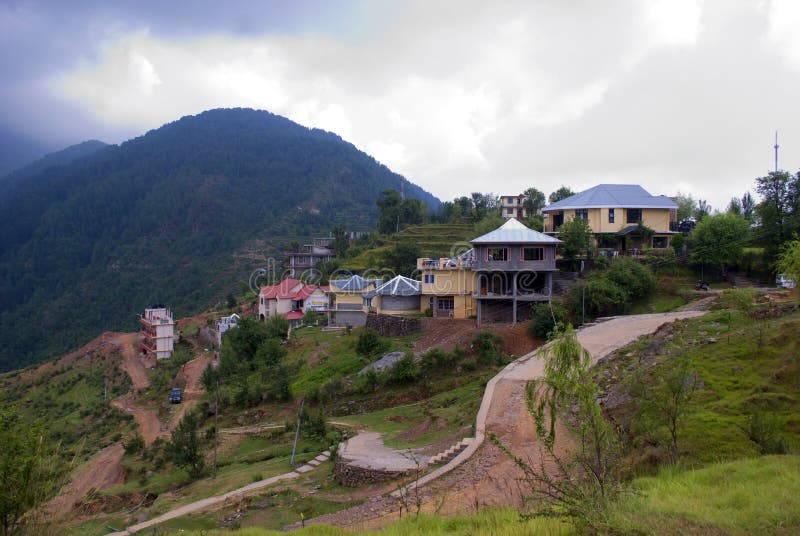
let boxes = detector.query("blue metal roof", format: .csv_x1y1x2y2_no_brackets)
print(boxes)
363,275,421,298
543,184,678,211
471,218,562,245
329,275,382,292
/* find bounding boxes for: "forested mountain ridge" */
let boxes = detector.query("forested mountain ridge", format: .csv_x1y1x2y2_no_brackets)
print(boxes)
0,108,438,371
0,139,108,193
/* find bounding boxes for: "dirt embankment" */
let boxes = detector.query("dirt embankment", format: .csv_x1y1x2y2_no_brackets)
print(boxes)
44,444,126,519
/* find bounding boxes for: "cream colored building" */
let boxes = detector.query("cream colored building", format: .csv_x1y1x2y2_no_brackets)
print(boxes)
418,249,477,318
542,184,677,251
140,307,175,359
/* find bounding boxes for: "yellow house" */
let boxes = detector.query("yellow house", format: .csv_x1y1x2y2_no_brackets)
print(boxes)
328,275,382,327
542,184,677,251
418,249,477,318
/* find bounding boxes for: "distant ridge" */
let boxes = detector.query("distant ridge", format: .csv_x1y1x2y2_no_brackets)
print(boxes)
0,108,439,371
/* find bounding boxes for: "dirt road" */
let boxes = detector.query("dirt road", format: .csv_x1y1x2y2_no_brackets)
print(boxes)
109,332,150,391
305,310,707,529
44,444,126,519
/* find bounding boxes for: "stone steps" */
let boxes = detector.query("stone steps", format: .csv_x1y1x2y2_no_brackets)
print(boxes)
427,438,472,466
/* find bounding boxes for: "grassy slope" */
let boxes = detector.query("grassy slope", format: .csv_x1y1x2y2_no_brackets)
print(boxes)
342,222,476,271
607,455,800,534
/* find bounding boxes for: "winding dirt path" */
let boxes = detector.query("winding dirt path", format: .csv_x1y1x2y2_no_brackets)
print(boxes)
303,310,707,530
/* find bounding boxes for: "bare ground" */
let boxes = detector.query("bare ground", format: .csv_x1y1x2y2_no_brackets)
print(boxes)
43,444,126,519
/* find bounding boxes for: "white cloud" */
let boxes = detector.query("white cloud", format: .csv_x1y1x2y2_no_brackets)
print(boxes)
764,0,800,67
52,1,800,212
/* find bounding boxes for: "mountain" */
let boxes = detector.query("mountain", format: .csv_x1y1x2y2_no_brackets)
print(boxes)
0,139,108,193
0,108,439,371
0,124,53,177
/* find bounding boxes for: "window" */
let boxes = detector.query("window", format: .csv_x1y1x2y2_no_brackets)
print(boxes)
424,274,435,284
574,209,588,221
487,248,508,261
437,298,454,310
627,208,642,224
522,247,544,261
506,207,514,215
608,208,615,223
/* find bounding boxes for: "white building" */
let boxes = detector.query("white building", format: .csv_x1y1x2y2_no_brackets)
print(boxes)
215,313,240,346
140,307,175,359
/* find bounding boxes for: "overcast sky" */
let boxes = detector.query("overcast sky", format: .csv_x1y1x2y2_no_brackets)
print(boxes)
2,0,799,210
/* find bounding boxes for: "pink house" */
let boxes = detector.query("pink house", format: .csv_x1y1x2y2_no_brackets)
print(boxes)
258,278,328,326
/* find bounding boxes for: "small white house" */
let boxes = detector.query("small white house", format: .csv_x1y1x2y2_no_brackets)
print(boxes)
215,313,240,347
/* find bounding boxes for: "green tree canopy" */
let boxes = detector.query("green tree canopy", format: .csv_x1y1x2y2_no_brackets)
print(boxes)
673,192,697,222
754,170,800,261
559,216,593,265
689,213,750,273
777,237,800,280
548,185,575,204
523,187,546,216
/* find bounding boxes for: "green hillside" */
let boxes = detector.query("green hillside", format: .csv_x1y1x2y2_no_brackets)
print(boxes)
0,108,439,371
343,221,476,271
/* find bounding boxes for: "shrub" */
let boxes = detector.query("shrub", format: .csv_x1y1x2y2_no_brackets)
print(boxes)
355,328,390,359
124,433,145,455
717,288,756,314
605,257,657,300
472,330,504,366
354,368,383,393
527,303,568,340
582,278,629,317
389,353,420,384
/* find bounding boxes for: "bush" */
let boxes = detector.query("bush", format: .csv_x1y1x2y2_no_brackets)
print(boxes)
605,257,657,300
354,368,383,393
420,347,462,371
124,433,145,455
472,330,504,366
300,407,328,439
581,278,629,317
355,328,390,359
527,303,568,340
717,288,756,314
389,353,420,384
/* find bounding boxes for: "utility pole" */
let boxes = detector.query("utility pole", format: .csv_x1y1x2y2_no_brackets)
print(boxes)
774,131,779,173
213,375,219,478
290,398,305,467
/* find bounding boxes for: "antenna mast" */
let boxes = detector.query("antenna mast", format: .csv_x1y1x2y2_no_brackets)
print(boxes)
774,131,779,173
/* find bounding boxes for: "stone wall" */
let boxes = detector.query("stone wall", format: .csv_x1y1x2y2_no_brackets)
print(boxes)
333,457,412,487
365,313,421,337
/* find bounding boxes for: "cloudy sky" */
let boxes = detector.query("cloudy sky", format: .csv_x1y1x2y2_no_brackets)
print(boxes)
2,0,799,210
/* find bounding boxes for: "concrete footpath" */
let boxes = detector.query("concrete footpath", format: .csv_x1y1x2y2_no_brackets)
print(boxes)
394,310,705,495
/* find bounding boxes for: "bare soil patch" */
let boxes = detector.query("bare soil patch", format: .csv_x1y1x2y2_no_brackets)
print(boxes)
44,444,126,519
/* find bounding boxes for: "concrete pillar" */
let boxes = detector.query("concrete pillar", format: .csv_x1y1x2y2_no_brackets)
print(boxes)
512,272,518,324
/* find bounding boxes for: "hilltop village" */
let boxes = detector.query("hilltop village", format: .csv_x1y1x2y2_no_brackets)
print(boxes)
3,178,799,536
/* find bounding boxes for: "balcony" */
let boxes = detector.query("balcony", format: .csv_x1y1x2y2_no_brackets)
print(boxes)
417,258,474,270
474,289,551,302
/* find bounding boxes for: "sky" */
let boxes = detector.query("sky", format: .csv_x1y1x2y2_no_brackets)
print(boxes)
2,0,800,211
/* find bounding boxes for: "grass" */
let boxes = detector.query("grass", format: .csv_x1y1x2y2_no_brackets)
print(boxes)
289,327,420,397
342,222,476,271
606,455,800,534
333,377,488,449
178,507,573,535
595,305,800,467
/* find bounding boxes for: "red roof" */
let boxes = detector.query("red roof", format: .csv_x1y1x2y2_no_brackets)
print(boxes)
260,279,320,301
285,310,304,320
319,285,330,292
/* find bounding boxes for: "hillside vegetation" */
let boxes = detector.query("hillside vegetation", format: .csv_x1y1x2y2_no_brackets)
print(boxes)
0,108,438,371
343,222,476,272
